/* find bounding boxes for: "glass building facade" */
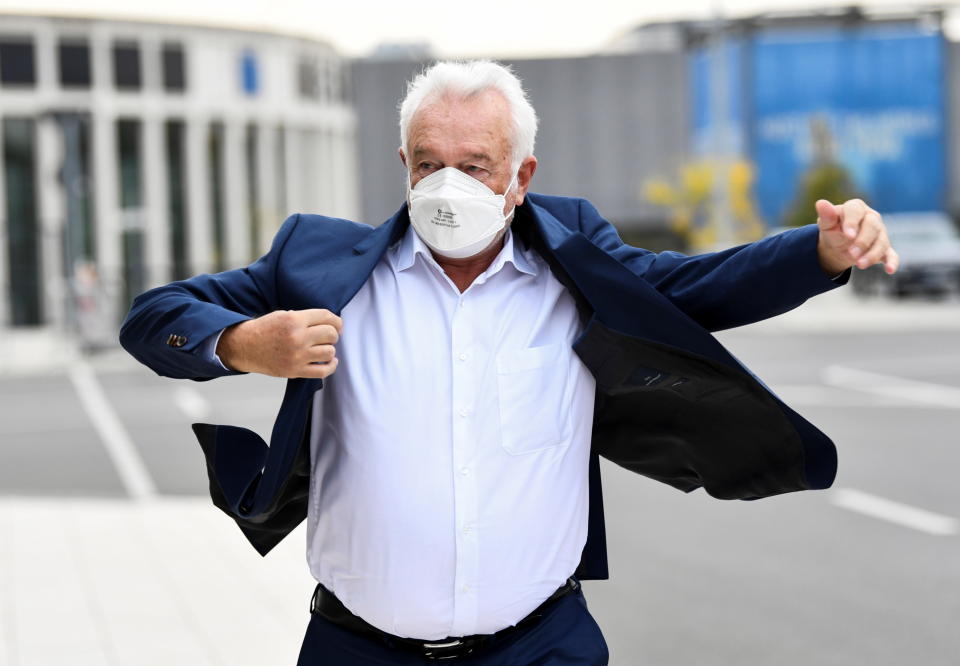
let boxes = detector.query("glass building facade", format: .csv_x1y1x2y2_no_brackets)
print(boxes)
0,15,357,336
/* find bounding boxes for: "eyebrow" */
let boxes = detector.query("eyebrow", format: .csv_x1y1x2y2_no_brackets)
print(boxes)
465,152,493,162
411,149,494,164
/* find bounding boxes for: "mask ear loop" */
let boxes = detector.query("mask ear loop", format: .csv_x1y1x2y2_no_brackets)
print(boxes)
501,168,521,222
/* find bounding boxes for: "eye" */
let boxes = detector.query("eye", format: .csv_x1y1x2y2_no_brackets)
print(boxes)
418,162,436,172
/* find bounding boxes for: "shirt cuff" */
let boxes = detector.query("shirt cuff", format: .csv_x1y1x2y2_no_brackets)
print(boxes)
195,328,229,371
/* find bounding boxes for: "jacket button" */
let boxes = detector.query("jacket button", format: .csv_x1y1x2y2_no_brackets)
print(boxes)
167,334,187,348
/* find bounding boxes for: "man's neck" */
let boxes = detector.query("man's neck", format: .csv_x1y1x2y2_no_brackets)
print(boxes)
431,231,507,293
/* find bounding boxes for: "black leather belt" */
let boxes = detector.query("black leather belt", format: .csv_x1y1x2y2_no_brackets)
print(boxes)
310,577,580,661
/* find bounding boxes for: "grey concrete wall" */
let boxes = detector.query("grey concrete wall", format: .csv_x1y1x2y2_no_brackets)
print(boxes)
350,53,689,230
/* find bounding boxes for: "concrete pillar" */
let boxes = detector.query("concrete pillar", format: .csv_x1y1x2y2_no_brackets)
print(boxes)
142,114,169,288
185,117,213,275
33,20,56,96
36,117,65,330
223,118,250,268
90,27,122,325
255,122,280,251
34,23,61,328
91,112,121,327
284,124,302,214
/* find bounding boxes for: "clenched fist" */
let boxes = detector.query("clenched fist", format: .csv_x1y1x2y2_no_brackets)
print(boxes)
217,308,342,379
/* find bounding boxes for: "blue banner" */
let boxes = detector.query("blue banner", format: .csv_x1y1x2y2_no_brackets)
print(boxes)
691,25,946,224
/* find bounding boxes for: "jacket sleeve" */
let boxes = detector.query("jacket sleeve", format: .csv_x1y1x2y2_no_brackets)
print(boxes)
576,199,849,332
119,214,301,380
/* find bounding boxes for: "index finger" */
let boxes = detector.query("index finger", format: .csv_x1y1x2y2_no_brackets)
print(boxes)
883,246,900,275
301,308,343,332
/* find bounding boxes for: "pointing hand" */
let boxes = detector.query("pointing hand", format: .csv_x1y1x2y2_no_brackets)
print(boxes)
815,198,899,277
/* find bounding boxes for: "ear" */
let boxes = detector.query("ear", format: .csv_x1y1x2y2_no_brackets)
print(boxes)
515,156,538,206
398,147,407,168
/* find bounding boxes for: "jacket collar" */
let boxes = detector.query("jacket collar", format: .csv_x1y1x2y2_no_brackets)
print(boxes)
352,204,410,256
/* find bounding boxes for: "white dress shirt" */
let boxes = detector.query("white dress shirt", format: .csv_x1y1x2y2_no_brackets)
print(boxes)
307,224,597,640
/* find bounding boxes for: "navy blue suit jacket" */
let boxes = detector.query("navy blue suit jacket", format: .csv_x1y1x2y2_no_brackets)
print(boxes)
120,193,844,580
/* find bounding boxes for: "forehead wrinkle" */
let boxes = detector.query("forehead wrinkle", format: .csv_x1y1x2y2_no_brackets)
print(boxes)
407,90,512,160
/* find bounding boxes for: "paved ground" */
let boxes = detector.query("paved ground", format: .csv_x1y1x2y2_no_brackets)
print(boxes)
1,288,958,665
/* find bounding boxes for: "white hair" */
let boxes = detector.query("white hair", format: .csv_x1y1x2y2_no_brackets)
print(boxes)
398,60,538,170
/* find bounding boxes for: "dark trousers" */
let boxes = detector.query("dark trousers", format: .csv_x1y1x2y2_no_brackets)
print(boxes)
296,586,609,665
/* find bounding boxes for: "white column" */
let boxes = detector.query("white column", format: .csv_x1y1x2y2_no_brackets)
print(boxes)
222,118,249,267
255,122,279,250
284,124,302,214
34,21,57,99
36,116,64,329
33,21,61,328
185,117,213,275
142,114,169,287
90,28,122,325
92,112,121,327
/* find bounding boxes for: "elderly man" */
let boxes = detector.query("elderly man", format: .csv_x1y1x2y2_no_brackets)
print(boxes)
120,60,896,665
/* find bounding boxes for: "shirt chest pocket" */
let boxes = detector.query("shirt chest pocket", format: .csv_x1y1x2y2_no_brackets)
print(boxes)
496,343,572,455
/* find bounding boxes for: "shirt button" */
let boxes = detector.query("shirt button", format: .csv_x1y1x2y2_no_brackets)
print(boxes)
458,352,468,361
461,584,470,593
458,408,469,418
462,525,473,535
459,466,469,476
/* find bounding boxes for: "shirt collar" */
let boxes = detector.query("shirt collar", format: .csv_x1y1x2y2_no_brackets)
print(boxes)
391,224,538,278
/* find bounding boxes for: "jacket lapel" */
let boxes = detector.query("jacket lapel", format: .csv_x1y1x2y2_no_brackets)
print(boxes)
340,205,409,311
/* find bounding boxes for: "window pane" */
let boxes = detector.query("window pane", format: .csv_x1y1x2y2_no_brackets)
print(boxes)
162,43,186,92
240,50,258,96
298,57,318,99
208,122,226,272
117,120,142,208
0,39,36,86
3,117,42,325
59,40,91,87
117,119,144,308
165,120,189,280
113,42,141,90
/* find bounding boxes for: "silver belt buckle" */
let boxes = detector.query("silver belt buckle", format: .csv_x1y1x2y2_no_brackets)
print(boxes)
422,638,471,660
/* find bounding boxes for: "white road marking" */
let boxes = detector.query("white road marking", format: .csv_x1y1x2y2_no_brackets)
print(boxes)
172,385,211,421
822,365,960,409
831,488,959,536
67,361,157,500
771,384,912,407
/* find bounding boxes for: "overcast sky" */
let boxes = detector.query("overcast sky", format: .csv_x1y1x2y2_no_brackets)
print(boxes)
0,0,957,57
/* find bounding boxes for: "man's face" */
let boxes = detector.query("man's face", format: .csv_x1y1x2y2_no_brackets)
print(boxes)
400,89,536,215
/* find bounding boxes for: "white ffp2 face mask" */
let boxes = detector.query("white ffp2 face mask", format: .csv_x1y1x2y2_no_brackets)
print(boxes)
407,167,518,259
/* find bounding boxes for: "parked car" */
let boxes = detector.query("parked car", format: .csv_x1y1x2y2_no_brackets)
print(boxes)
851,212,960,298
